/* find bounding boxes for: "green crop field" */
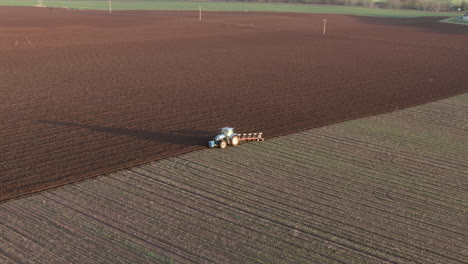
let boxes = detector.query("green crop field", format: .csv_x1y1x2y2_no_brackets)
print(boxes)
0,0,462,17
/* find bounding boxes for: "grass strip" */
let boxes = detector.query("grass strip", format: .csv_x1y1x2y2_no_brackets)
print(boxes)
0,0,462,17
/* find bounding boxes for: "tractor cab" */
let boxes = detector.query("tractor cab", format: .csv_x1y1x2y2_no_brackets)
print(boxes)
220,127,234,137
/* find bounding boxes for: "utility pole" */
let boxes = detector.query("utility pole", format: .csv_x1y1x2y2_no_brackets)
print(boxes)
109,0,112,14
323,19,327,35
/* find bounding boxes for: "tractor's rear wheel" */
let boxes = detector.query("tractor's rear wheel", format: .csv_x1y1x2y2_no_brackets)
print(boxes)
219,140,227,149
231,136,239,146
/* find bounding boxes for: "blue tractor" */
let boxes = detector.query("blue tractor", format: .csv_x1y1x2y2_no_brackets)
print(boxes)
208,127,264,149
208,127,240,149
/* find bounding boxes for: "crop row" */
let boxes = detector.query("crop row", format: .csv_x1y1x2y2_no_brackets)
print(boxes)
2,94,467,263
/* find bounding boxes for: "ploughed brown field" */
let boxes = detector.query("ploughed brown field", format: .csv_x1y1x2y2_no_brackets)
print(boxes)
1,7,467,201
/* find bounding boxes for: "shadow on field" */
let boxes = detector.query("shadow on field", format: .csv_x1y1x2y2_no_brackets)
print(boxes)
36,120,211,147
352,15,468,36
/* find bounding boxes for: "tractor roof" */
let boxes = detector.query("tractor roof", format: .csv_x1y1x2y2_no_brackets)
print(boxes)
220,127,234,136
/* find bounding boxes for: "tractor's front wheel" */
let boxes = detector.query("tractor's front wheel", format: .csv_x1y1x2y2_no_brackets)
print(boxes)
231,136,239,146
219,140,227,149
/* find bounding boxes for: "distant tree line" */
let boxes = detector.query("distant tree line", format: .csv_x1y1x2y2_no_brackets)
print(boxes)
218,0,468,12
383,0,467,12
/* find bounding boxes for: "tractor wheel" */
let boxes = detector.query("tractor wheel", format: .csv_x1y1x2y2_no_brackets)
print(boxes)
231,136,239,146
219,140,227,149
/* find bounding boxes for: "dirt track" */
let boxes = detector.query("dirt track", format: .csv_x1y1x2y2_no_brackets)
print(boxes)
1,7,467,201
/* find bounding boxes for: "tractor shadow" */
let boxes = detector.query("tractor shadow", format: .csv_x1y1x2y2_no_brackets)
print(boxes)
36,120,211,147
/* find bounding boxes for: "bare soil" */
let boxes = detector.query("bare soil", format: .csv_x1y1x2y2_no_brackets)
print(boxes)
1,95,466,263
1,7,467,201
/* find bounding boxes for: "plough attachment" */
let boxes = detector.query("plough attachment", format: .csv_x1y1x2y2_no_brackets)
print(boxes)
238,132,265,142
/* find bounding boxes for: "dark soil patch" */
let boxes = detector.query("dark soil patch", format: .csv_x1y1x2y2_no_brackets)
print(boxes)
1,7,467,201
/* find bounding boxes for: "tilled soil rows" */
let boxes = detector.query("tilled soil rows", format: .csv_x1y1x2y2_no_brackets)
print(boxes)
1,7,467,201
1,95,466,263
